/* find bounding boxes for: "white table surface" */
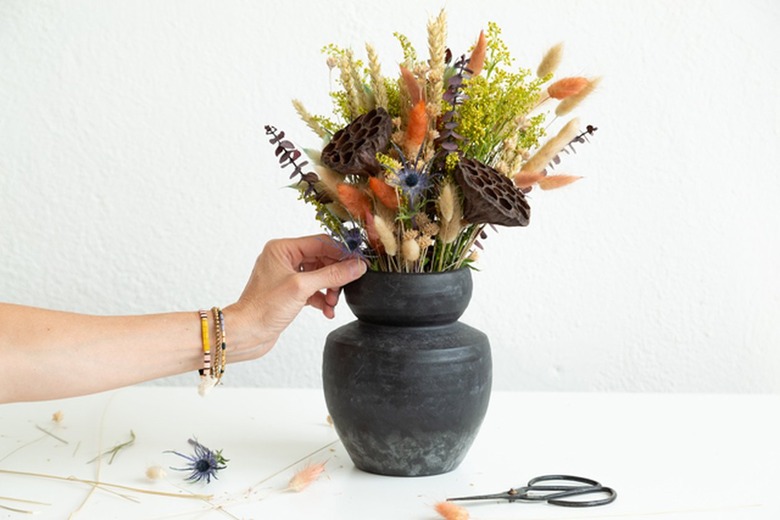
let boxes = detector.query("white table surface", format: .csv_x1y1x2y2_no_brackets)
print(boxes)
1,387,778,519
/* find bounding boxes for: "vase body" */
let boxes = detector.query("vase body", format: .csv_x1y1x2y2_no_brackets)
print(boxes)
322,269,491,477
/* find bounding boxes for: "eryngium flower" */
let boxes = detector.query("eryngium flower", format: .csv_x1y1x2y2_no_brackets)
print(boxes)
166,438,228,484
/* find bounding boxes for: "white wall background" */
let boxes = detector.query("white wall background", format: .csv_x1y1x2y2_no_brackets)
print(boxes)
1,0,778,393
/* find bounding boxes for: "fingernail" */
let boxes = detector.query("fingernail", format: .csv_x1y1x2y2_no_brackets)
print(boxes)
352,259,367,275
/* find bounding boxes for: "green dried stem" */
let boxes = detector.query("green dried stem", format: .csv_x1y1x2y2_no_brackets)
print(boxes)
393,32,418,66
88,430,135,465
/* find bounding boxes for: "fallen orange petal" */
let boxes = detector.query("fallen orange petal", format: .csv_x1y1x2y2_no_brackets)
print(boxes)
434,501,470,520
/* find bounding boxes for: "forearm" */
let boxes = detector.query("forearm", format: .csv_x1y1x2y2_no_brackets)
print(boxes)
0,304,216,403
0,236,367,404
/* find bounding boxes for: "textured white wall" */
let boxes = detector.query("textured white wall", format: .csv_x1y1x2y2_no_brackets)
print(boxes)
1,0,778,393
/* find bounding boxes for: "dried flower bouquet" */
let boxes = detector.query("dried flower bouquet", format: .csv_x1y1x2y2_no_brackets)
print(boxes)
265,11,598,272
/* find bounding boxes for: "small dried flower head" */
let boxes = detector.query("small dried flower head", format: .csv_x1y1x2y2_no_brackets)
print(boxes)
373,214,398,256
52,410,64,424
417,235,434,249
336,183,372,220
400,65,422,104
521,118,581,175
513,171,545,189
538,174,583,190
402,235,421,262
435,501,470,520
288,461,327,492
368,176,399,210
555,77,601,117
145,465,167,481
166,439,228,484
547,77,589,100
421,221,440,237
468,30,487,76
314,164,344,202
537,41,564,78
438,182,457,222
413,212,431,228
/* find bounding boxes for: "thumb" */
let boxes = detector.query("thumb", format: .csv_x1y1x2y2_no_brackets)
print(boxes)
303,258,367,292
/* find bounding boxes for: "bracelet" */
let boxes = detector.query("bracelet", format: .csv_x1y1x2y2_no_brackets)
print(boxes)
198,310,212,377
211,307,227,383
197,310,217,396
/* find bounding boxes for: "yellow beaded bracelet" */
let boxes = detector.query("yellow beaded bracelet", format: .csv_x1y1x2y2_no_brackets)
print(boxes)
198,310,211,377
197,310,218,396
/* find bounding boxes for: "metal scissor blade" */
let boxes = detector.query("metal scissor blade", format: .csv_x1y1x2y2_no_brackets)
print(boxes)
447,488,525,502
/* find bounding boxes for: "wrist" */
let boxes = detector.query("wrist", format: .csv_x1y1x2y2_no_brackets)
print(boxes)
222,303,276,361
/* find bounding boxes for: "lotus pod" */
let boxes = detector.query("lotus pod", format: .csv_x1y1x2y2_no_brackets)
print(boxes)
321,107,393,176
454,157,530,227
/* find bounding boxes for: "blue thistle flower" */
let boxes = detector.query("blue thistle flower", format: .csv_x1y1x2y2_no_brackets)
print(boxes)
341,226,364,253
384,145,431,207
166,438,228,484
329,224,372,263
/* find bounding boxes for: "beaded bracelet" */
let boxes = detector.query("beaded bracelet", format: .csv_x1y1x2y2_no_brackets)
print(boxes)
198,310,212,377
197,310,217,396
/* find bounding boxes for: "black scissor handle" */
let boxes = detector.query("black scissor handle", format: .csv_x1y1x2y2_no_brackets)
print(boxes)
520,475,617,507
547,486,617,507
528,474,601,487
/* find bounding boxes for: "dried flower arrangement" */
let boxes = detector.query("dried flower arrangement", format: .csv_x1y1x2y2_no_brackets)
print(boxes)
265,11,598,272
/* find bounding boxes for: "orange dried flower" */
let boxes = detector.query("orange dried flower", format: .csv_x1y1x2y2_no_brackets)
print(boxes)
405,99,428,151
556,77,601,117
547,77,589,100
337,183,372,219
434,501,470,520
400,65,422,104
369,176,399,210
512,171,546,189
537,174,582,190
287,461,327,492
468,30,486,76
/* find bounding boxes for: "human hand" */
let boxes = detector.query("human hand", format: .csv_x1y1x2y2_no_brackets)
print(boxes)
224,235,366,360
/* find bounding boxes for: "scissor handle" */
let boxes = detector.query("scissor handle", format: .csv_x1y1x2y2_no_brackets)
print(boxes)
528,474,601,487
521,475,616,507
547,486,617,507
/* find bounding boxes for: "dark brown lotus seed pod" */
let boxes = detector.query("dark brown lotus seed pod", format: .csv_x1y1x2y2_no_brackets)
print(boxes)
321,107,392,176
453,157,530,226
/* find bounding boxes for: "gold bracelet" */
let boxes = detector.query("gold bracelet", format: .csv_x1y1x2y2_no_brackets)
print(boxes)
211,307,225,383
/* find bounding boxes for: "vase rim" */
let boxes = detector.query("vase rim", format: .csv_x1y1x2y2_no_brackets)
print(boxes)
362,268,471,276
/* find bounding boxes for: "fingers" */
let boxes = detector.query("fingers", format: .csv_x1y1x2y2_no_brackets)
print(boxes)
307,290,338,319
314,258,366,290
303,258,367,294
284,234,345,264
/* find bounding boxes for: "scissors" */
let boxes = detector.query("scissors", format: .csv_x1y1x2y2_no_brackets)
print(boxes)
447,474,617,508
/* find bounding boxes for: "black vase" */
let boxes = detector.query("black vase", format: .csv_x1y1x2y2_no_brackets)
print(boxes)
322,268,492,477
